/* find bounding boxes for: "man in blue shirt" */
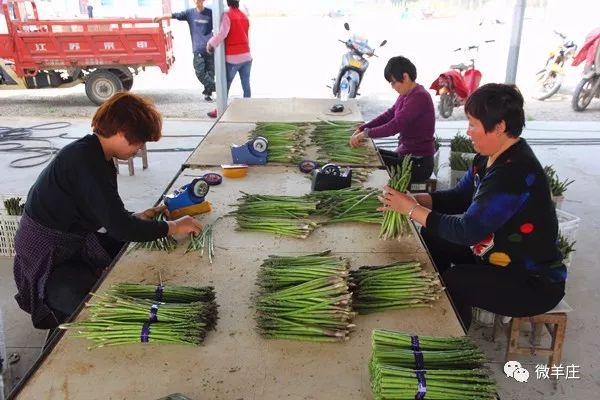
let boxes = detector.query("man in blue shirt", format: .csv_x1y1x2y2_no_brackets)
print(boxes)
155,0,215,101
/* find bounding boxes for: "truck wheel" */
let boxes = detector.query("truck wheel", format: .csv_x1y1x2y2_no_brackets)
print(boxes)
85,70,124,105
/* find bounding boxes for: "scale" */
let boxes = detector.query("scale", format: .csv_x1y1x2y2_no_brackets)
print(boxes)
230,136,269,165
305,162,353,191
164,174,221,219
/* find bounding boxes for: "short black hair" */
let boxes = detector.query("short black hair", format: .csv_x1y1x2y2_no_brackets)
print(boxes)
464,83,525,137
227,0,240,7
384,56,417,82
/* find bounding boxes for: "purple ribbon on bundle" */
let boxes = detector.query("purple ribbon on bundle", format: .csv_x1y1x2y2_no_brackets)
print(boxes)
411,335,427,399
155,284,164,302
148,303,159,323
140,323,151,343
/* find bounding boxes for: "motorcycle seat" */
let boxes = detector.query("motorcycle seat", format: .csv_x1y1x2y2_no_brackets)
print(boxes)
450,63,468,71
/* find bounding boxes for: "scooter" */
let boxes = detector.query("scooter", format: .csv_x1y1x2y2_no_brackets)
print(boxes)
330,23,387,101
571,27,600,112
430,42,494,118
533,30,578,101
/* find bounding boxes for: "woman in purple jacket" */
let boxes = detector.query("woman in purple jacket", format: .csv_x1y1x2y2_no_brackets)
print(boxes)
349,56,436,182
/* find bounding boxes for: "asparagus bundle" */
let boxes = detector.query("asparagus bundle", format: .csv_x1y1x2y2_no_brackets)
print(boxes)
107,283,216,303
86,295,218,327
309,187,382,224
250,122,307,163
60,284,219,348
380,158,413,240
61,320,207,348
231,192,319,239
129,212,177,252
255,252,355,342
3,197,24,216
350,261,443,313
187,219,217,263
312,120,378,165
370,330,496,400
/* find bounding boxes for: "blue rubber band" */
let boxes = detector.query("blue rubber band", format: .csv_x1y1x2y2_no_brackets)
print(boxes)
411,335,427,398
140,323,151,343
148,303,159,323
155,285,164,302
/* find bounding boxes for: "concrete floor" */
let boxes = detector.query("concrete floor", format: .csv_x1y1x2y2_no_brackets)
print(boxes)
1,116,599,399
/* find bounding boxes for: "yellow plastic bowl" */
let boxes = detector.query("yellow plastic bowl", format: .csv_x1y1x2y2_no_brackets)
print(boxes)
221,164,248,178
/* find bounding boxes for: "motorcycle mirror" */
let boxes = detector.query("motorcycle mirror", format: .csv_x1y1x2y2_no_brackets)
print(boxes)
380,40,387,47
344,22,350,31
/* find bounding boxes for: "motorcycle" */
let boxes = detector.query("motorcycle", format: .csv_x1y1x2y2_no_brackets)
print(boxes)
331,23,387,100
532,30,578,101
571,27,600,112
430,42,494,119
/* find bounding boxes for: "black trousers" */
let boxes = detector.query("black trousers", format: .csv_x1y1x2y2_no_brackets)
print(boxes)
45,233,124,324
378,149,434,183
420,227,565,330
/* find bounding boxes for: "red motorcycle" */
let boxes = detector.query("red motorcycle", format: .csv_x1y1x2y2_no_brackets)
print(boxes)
571,27,600,112
430,42,493,118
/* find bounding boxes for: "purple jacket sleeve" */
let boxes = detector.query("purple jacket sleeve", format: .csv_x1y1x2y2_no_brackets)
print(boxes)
365,91,428,139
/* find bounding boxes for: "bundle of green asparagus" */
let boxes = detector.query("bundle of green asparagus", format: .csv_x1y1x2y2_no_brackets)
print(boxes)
380,158,413,240
250,122,307,163
350,261,443,313
60,284,219,348
255,251,355,342
312,120,378,165
370,330,497,400
107,283,216,303
230,192,320,239
308,187,382,224
129,212,177,252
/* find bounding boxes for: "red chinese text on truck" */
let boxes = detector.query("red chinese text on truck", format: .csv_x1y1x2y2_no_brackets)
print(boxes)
0,0,174,104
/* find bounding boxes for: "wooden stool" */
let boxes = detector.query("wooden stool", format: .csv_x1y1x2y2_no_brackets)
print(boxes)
113,143,148,176
494,300,570,367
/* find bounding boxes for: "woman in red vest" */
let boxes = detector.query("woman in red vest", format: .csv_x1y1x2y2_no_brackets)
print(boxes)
207,0,252,118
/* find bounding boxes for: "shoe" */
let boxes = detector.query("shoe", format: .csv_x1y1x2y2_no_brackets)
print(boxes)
204,95,213,102
207,109,217,118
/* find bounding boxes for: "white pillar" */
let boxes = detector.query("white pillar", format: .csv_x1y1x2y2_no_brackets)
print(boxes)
505,0,526,85
212,0,227,115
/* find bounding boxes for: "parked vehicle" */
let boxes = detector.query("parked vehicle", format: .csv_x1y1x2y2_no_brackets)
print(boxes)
0,0,174,105
330,22,386,100
429,41,493,118
571,27,600,112
532,30,578,101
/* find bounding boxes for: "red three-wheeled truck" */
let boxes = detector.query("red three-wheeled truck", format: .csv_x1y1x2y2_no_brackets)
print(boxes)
0,0,174,104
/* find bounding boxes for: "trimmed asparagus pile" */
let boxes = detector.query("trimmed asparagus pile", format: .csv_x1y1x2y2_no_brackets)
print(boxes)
129,212,177,252
312,120,378,165
350,261,443,313
380,158,413,239
370,330,497,400
309,187,382,224
230,192,319,239
107,283,216,303
187,220,217,263
60,283,219,348
255,251,355,342
250,122,307,163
